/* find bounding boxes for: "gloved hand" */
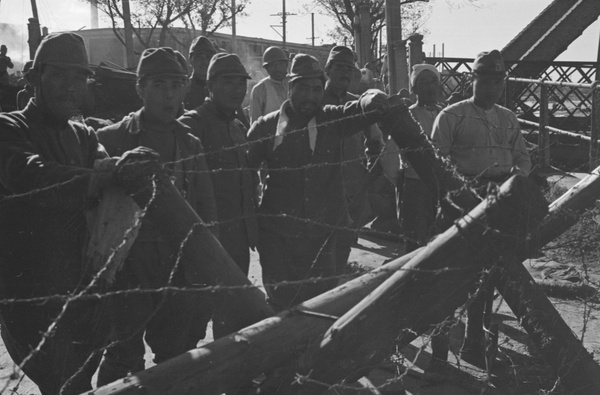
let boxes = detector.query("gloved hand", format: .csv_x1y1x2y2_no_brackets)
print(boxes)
359,89,390,115
115,146,161,193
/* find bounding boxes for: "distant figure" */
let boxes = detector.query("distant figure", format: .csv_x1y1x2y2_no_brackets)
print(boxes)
249,46,289,124
16,60,34,110
185,36,217,110
0,44,14,85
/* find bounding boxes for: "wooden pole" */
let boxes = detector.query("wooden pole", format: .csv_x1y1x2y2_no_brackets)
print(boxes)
316,176,548,373
87,250,422,395
539,83,551,168
122,0,135,69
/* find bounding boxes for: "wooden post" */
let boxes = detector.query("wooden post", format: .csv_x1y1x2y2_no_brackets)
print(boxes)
122,0,135,69
120,163,273,335
589,83,600,170
539,82,551,168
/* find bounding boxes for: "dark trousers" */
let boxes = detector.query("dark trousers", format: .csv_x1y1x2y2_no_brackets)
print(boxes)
97,241,210,385
0,299,109,395
258,229,338,311
400,177,437,253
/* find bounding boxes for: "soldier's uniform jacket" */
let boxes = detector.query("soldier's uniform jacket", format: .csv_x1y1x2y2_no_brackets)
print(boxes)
247,99,379,239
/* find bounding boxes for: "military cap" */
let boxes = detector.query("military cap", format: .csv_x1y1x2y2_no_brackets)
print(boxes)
207,53,250,81
325,45,357,70
472,50,506,77
410,64,440,90
137,47,189,81
288,54,324,83
262,46,287,67
189,36,217,57
32,32,92,74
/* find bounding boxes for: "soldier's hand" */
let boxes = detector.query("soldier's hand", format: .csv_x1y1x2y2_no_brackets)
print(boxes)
387,94,412,112
359,89,390,115
115,146,161,190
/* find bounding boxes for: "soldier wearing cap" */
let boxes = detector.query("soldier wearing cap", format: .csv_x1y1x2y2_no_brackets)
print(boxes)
0,44,13,85
185,36,218,109
16,60,34,110
0,32,129,394
179,53,258,337
247,54,391,310
96,47,218,384
249,46,289,124
430,50,531,371
322,45,386,277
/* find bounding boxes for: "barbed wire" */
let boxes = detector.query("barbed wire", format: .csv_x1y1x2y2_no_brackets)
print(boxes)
0,110,597,394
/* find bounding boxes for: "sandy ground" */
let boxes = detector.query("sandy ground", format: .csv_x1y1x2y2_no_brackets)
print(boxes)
1,229,599,395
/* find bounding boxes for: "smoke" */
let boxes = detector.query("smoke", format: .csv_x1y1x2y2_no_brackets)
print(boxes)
0,22,30,74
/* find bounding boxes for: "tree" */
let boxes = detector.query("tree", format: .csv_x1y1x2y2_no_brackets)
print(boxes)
311,0,480,61
179,0,248,37
81,0,248,51
311,0,430,60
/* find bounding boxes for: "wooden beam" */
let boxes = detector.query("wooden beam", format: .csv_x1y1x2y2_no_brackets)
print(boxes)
119,162,273,336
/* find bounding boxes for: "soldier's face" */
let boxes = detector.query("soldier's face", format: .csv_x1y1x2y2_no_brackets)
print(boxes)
138,75,188,124
190,52,212,80
38,65,89,122
290,77,324,118
473,74,505,108
414,70,440,105
326,62,355,91
265,60,288,82
209,75,247,111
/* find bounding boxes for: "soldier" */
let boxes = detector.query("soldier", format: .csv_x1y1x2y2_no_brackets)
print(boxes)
185,36,218,110
431,49,531,370
249,46,289,124
0,32,128,395
0,44,14,85
16,60,34,110
247,54,390,310
322,45,386,277
95,47,218,384
179,53,258,337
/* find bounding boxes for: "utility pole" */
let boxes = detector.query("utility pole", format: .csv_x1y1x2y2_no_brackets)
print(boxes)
355,1,371,68
270,0,295,49
231,0,237,53
122,0,135,69
90,0,99,29
27,0,42,59
282,0,286,49
311,13,315,47
385,0,408,93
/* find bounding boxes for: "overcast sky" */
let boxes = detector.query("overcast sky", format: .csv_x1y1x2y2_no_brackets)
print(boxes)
0,0,598,68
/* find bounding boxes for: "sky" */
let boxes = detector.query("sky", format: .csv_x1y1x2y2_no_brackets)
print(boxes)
0,0,598,69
